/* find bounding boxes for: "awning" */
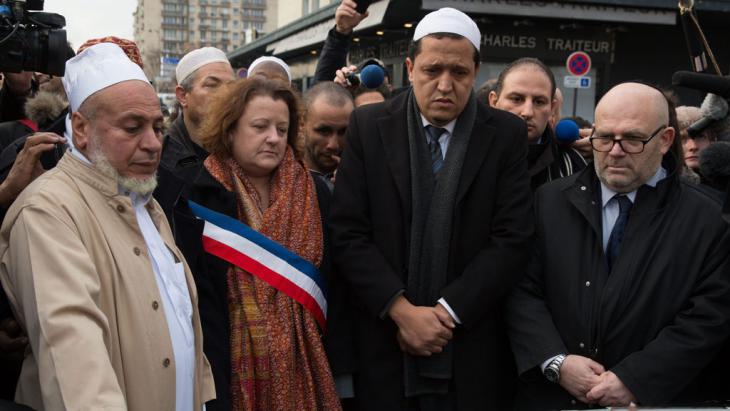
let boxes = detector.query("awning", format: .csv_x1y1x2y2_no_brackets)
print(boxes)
422,0,676,25
268,0,391,55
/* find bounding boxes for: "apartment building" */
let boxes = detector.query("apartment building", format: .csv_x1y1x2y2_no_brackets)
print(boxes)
134,0,268,91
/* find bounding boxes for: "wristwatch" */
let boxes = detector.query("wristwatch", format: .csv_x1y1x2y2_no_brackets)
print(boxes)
544,354,567,383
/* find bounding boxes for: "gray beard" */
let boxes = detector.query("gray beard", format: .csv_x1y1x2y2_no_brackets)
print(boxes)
88,140,158,196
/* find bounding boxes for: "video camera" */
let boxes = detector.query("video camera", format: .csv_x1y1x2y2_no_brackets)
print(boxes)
0,0,67,76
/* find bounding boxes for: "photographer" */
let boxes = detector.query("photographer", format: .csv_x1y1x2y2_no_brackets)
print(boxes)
0,72,36,123
313,0,368,84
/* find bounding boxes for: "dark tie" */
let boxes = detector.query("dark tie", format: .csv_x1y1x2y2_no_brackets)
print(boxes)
607,195,633,271
425,125,445,174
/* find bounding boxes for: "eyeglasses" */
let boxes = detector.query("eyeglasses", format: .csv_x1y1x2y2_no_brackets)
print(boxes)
589,125,667,154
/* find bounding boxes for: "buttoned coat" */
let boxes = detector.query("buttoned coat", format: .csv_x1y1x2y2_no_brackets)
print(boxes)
0,153,216,410
329,90,534,409
506,158,730,409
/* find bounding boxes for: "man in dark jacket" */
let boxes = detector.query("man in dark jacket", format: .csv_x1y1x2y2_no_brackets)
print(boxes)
506,82,730,409
155,47,234,218
489,57,586,191
312,0,368,84
329,8,532,410
301,81,354,192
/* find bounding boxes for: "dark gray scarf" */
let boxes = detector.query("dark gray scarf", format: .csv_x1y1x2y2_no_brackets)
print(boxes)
404,88,476,398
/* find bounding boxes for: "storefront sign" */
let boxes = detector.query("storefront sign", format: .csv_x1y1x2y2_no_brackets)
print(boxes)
422,0,676,25
350,22,614,66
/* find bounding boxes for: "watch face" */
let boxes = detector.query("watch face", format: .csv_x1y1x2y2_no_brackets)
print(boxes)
545,368,559,383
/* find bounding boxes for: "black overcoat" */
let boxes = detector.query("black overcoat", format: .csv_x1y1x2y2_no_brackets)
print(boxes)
329,90,534,409
506,158,730,409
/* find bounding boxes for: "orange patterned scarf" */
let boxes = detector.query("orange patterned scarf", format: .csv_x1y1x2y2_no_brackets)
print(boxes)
204,147,340,411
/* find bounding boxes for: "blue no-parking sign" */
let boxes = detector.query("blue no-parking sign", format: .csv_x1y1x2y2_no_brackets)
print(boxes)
566,51,592,77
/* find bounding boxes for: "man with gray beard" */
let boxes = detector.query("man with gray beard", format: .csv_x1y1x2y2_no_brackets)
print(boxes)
0,43,214,410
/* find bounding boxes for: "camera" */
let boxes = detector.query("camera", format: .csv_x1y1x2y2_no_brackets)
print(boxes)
0,0,67,76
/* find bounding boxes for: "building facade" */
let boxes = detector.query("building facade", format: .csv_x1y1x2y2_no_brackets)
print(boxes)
134,0,269,91
228,0,730,119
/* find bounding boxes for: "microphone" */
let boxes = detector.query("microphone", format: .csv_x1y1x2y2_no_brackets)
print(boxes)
346,64,385,89
555,119,580,143
699,141,730,191
672,71,730,98
688,93,729,137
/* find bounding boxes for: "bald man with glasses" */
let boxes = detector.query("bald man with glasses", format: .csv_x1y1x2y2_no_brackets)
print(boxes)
505,82,730,410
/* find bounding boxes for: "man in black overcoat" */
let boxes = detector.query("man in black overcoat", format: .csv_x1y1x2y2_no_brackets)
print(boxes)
506,82,730,409
329,7,533,410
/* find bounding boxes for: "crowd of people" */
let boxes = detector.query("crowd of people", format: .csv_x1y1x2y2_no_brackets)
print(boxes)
0,1,729,410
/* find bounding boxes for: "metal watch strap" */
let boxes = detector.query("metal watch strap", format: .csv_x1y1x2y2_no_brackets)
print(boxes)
545,354,567,383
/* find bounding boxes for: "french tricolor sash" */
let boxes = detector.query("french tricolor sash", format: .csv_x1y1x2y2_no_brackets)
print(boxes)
188,200,328,330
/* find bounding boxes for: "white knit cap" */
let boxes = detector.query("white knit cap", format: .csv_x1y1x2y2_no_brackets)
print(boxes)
176,47,230,84
413,7,481,52
63,42,150,112
248,56,292,83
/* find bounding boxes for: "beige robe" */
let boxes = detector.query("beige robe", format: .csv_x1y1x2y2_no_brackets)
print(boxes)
0,154,215,410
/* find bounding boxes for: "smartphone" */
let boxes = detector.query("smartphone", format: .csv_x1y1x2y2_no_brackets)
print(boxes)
355,0,374,14
39,142,67,170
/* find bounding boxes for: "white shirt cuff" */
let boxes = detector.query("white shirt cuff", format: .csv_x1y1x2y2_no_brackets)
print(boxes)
541,355,561,373
437,298,462,324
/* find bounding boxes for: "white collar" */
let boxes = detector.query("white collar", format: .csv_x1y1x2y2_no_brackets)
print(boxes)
125,189,153,207
420,113,456,135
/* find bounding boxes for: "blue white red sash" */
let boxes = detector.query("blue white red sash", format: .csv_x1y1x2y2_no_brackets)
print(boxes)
188,200,327,330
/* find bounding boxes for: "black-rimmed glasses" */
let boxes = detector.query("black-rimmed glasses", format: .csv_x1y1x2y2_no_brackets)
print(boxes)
589,125,667,154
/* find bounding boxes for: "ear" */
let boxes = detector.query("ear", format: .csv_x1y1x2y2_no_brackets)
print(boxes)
71,111,91,153
405,57,414,84
175,85,188,108
488,90,499,107
659,126,676,155
549,97,560,128
550,97,559,114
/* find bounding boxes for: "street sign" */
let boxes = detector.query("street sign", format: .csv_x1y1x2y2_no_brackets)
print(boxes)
566,51,592,76
564,75,591,89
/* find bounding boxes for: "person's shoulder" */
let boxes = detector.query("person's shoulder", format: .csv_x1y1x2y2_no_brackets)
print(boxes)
679,180,724,212
478,101,525,129
3,165,80,226
16,165,77,205
536,171,583,200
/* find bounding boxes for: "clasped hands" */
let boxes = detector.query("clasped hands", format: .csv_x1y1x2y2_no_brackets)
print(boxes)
388,295,455,356
559,354,636,407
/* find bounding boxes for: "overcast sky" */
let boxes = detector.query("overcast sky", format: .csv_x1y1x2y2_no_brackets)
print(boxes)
44,0,137,49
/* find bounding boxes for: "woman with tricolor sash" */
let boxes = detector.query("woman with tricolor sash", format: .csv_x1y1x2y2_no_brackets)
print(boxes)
165,78,340,410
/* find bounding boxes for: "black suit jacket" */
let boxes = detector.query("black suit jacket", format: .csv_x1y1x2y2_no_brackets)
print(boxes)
506,158,730,409
329,90,534,409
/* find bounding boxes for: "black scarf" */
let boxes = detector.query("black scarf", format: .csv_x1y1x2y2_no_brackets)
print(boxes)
404,88,476,398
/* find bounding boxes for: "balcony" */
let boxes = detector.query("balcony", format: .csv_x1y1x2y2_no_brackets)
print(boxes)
242,1,266,8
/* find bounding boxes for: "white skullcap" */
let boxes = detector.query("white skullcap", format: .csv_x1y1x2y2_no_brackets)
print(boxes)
413,7,481,52
248,56,292,83
63,42,150,112
176,47,230,84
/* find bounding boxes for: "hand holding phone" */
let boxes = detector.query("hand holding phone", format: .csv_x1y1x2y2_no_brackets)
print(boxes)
355,0,374,14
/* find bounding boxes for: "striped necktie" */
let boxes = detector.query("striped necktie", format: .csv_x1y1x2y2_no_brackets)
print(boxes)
425,125,445,174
